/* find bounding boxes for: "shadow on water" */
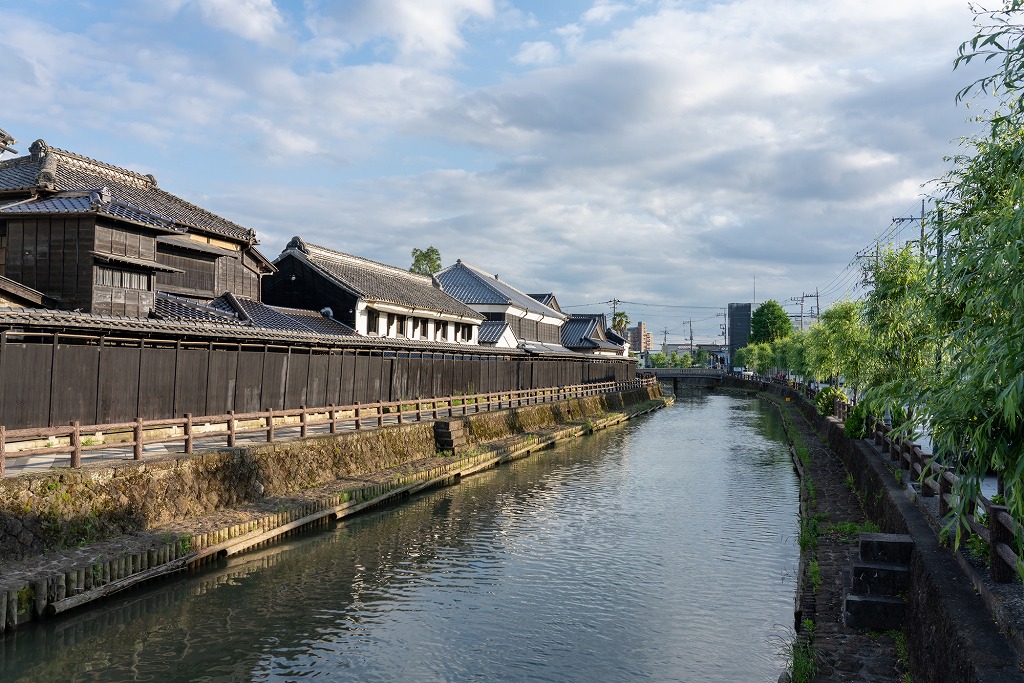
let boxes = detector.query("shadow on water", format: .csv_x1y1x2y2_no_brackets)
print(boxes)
1,393,800,683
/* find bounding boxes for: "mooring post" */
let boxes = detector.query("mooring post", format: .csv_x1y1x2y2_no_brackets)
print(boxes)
134,417,144,460
184,413,194,453
70,421,81,468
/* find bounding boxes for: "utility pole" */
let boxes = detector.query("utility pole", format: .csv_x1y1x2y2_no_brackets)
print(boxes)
893,200,926,255
662,328,669,351
689,318,694,355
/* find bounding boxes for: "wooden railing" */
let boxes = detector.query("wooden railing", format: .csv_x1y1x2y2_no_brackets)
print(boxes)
0,378,656,477
739,371,1022,584
867,416,1021,583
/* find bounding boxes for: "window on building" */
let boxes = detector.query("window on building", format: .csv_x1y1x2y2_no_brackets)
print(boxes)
437,321,448,341
395,314,407,338
95,266,151,291
367,308,380,335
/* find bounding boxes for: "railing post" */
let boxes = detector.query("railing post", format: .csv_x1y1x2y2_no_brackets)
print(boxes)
939,467,953,519
398,402,405,425
0,425,6,478
266,409,275,442
184,413,194,454
300,406,308,438
377,403,384,428
134,417,144,460
416,401,422,422
989,505,1016,583
330,404,337,433
355,402,362,430
431,400,438,420
69,421,81,469
227,411,236,447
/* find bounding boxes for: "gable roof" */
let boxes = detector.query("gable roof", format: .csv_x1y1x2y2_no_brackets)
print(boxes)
277,236,483,320
435,261,566,320
561,313,623,351
528,293,562,312
0,139,259,244
0,275,56,308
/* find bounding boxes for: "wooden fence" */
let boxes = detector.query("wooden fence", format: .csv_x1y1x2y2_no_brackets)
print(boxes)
867,416,1021,583
0,377,656,477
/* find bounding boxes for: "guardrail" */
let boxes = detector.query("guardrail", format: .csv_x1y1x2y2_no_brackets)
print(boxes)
0,377,656,477
866,416,1020,583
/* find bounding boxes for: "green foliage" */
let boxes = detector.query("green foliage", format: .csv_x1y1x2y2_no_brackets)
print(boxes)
410,246,442,275
809,558,822,593
611,311,630,334
805,300,872,397
789,620,818,683
815,385,847,417
844,401,868,439
750,299,793,344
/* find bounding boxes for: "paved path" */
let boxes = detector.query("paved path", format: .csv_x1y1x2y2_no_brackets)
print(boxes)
782,399,906,682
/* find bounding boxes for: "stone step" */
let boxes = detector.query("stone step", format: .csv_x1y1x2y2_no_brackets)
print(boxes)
435,436,467,449
843,592,906,631
859,532,915,565
850,559,910,596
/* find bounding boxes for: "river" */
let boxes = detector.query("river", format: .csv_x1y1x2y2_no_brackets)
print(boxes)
0,390,800,682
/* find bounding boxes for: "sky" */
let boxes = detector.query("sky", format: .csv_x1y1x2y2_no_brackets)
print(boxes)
0,0,992,346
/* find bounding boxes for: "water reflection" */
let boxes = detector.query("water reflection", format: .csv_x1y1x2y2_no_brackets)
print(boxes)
1,393,799,682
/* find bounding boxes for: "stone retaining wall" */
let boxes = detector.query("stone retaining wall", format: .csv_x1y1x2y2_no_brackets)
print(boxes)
0,386,658,563
0,385,666,632
762,382,1024,683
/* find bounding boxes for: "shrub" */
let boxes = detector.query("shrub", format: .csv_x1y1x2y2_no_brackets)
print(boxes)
815,385,846,416
844,401,867,438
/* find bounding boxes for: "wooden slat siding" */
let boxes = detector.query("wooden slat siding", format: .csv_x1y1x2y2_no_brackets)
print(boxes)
339,350,356,407
174,346,209,418
364,353,380,405
206,344,237,415
307,351,329,410
155,250,216,297
97,344,141,424
325,351,343,406
234,348,263,413
5,219,23,286
137,345,176,420
52,343,100,426
0,342,52,429
284,348,310,410
261,350,287,411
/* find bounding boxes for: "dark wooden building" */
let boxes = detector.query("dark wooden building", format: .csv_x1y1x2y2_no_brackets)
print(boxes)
0,140,274,317
264,237,484,344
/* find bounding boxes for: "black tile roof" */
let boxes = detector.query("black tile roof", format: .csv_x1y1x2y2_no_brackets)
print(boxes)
478,320,511,344
154,292,244,324
0,190,179,231
435,262,566,320
0,305,518,354
561,314,623,351
279,237,483,320
0,140,258,243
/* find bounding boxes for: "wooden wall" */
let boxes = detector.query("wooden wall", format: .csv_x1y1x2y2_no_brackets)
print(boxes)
0,333,636,429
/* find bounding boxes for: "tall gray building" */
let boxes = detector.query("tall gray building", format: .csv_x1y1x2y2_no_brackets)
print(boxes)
728,302,752,368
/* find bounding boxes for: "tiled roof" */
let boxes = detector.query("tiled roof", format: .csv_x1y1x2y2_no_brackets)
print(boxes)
0,190,178,231
561,314,622,351
0,305,519,354
0,140,256,242
279,237,483,320
478,320,510,344
154,292,244,324
0,275,55,308
435,262,566,320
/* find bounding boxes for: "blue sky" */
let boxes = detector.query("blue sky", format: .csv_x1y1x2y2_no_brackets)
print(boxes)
0,0,987,344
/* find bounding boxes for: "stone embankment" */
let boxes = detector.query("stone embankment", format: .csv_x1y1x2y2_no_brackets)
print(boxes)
0,385,669,632
763,381,1024,683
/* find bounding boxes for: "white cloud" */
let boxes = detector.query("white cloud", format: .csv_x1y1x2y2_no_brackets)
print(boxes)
512,41,560,66
191,0,286,45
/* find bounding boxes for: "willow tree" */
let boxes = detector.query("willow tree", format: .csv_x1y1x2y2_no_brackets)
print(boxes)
804,300,872,399
860,244,934,420
919,0,1024,534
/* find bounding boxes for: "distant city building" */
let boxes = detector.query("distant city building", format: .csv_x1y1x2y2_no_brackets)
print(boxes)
728,302,752,367
626,321,653,352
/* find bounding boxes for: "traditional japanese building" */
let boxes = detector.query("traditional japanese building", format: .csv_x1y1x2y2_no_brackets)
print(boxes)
0,139,275,317
560,313,628,357
435,261,567,351
262,237,484,344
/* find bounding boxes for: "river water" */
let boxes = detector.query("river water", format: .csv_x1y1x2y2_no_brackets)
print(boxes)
0,391,800,682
